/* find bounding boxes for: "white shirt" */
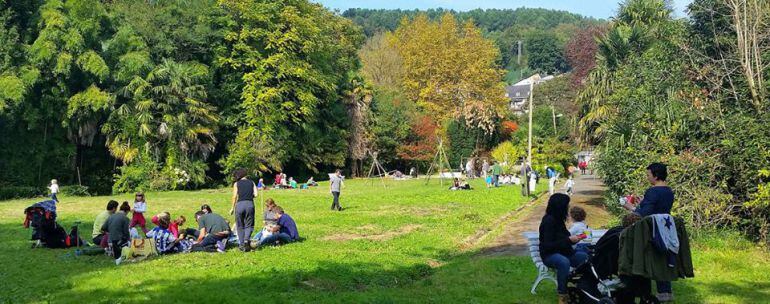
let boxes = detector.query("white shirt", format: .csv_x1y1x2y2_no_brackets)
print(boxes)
133,201,147,213
565,179,575,188
569,221,589,236
49,184,59,194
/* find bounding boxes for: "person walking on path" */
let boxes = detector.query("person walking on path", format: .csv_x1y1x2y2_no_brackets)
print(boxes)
230,168,257,252
330,169,344,211
546,166,557,195
622,162,675,302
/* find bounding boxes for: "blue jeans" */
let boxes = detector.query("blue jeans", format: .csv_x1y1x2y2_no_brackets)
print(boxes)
257,232,292,246
493,175,500,187
543,251,589,294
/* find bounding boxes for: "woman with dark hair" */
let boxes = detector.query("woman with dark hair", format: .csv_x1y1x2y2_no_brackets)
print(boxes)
539,193,588,304
200,204,213,214
230,168,257,252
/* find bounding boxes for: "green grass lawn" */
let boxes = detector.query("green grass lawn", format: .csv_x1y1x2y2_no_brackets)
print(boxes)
0,179,768,303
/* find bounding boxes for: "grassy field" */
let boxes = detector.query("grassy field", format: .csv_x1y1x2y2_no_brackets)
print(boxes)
0,179,768,303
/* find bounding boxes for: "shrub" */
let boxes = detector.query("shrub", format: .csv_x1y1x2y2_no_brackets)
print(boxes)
59,185,91,197
0,186,44,200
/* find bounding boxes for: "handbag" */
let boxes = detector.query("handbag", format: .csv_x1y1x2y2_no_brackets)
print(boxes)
128,238,159,261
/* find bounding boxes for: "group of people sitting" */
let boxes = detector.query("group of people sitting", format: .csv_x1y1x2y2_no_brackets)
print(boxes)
91,192,300,265
449,178,472,190
269,173,318,189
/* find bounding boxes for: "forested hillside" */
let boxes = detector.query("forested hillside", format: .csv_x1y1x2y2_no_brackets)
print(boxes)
343,8,603,80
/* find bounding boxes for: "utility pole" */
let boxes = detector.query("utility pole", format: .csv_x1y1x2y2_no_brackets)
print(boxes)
551,105,557,136
517,40,523,80
528,81,533,165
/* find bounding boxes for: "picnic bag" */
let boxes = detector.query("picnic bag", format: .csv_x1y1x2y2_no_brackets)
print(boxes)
129,238,158,261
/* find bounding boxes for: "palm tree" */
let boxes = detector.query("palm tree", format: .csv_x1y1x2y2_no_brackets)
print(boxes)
104,59,219,167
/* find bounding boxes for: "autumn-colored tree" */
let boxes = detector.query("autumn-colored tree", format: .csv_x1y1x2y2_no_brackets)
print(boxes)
358,31,403,91
392,13,508,134
565,26,606,85
397,115,438,161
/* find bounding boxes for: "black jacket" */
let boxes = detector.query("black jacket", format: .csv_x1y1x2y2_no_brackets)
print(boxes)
539,214,574,257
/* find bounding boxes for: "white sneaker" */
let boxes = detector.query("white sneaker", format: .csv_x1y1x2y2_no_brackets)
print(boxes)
115,257,123,265
657,293,674,302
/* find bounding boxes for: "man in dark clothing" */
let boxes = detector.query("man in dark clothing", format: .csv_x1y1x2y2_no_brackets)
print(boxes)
258,206,299,247
193,211,231,252
520,161,531,196
622,162,675,302
101,201,131,265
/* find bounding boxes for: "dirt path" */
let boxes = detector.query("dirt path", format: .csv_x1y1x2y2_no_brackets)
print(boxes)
478,174,613,256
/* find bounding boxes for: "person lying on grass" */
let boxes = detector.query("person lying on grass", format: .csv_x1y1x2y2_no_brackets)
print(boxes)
257,205,299,247
191,210,231,252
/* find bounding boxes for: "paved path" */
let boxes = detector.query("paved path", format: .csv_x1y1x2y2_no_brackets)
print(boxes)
478,173,612,256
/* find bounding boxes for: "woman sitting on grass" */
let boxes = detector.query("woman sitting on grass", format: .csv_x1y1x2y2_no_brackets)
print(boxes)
257,205,299,247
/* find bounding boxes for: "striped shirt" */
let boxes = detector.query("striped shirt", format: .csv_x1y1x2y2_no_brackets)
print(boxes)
147,227,176,253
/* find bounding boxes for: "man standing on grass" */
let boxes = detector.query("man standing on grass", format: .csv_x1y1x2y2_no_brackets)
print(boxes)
491,161,503,187
622,163,675,302
520,160,531,196
330,169,344,211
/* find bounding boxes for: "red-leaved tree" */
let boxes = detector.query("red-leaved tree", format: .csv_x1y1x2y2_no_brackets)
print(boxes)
565,26,606,85
397,115,438,161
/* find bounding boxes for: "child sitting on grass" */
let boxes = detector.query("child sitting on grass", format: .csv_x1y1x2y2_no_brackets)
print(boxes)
169,215,185,238
147,213,189,254
568,206,590,253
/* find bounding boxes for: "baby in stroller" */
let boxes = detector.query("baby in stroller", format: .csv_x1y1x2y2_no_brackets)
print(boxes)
567,213,660,304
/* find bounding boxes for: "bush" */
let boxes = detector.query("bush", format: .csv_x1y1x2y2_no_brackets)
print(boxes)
0,186,44,200
59,185,92,197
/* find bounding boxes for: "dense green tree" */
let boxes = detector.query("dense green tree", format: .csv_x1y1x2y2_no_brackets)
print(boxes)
525,31,569,74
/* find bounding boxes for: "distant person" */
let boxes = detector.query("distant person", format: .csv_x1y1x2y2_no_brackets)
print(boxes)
482,159,490,179
92,200,119,247
622,162,675,302
491,162,503,187
257,178,265,190
409,167,418,178
465,158,475,178
520,161,531,196
539,194,588,303
330,169,344,211
192,211,230,253
450,177,460,190
306,176,318,186
130,192,148,234
565,176,575,196
230,168,257,252
529,170,537,194
289,177,298,189
48,179,59,202
101,201,131,265
257,206,299,247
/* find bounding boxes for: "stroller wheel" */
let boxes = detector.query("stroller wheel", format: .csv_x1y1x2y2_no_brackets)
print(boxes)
566,287,582,304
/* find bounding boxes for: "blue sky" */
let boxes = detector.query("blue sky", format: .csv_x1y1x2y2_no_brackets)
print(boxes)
314,0,693,19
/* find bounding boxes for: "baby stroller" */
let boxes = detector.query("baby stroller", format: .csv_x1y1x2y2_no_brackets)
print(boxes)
23,200,84,249
565,227,660,304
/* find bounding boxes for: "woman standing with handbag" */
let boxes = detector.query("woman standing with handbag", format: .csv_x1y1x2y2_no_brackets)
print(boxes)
230,168,257,252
